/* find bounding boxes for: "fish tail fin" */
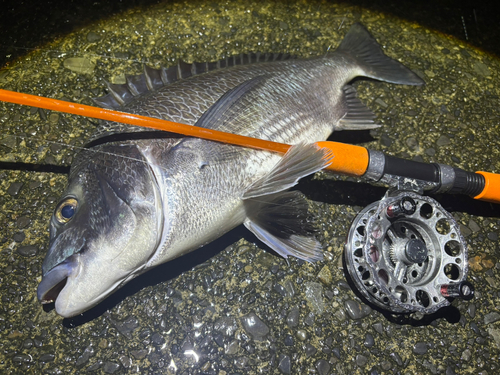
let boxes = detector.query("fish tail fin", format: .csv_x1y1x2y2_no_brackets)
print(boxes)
337,23,424,86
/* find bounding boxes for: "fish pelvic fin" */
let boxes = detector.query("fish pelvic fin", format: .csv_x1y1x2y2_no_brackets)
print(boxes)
337,23,425,86
242,142,334,199
244,191,324,262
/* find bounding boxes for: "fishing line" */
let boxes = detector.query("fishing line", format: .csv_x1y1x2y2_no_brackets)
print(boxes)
2,132,302,210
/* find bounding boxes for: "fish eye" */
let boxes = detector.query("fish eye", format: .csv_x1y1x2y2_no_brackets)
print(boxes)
55,198,78,224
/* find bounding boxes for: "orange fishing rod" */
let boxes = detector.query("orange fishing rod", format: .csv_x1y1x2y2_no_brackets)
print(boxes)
1,88,499,204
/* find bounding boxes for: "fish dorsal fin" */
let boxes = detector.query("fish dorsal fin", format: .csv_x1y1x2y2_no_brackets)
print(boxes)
244,191,323,262
93,53,296,110
338,85,380,130
243,142,334,199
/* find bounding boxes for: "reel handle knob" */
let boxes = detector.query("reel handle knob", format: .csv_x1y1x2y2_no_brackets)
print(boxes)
440,281,475,301
386,196,417,218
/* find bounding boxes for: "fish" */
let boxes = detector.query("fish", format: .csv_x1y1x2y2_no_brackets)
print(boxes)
37,23,424,318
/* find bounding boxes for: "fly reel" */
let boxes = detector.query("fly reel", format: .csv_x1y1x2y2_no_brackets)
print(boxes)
344,190,474,314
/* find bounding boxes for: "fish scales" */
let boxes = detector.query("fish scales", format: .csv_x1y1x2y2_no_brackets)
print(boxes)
37,23,424,317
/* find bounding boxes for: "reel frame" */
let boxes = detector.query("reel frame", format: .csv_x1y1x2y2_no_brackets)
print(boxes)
344,190,473,314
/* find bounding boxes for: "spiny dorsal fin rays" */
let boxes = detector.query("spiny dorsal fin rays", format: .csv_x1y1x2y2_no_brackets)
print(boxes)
92,53,296,110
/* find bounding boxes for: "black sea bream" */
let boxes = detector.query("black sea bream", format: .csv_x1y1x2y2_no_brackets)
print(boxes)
37,23,423,317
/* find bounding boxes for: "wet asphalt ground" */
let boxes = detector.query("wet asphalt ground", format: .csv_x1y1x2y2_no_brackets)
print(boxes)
0,0,499,374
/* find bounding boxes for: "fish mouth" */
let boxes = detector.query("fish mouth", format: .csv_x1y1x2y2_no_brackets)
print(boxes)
37,257,77,304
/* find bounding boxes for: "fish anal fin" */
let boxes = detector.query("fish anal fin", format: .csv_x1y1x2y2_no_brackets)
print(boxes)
338,85,380,130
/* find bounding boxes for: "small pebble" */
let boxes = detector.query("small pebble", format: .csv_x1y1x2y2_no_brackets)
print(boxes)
16,216,32,229
17,245,38,257
375,97,388,108
484,312,500,324
130,349,147,360
425,148,436,156
304,312,315,326
304,282,325,314
151,332,165,346
278,354,291,374
0,134,17,149
7,182,23,196
86,31,101,42
49,113,59,124
214,316,237,337
23,339,33,349
13,232,25,243
380,360,392,371
380,133,393,147
344,300,372,320
364,333,375,348
305,343,317,357
356,354,368,367
390,352,403,366
240,312,269,341
413,342,428,355
225,340,238,355
461,348,472,361
103,361,120,374
317,266,332,285
13,354,31,363
286,306,299,328
64,57,95,74
274,283,287,297
406,136,418,150
331,347,341,359
487,232,498,241
436,135,451,146
316,359,331,375
296,329,307,341
39,353,55,363
119,355,132,369
473,61,490,77
468,219,480,233
372,322,384,334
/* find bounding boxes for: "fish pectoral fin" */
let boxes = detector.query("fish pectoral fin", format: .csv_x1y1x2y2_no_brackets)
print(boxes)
338,85,380,130
243,142,333,199
194,75,267,130
244,191,323,262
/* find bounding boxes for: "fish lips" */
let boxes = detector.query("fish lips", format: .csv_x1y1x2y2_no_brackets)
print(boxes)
37,255,79,306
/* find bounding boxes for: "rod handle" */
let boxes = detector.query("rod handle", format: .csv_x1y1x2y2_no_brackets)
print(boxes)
474,171,500,204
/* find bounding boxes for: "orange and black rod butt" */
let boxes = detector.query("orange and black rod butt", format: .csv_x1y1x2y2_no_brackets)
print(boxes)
357,149,500,204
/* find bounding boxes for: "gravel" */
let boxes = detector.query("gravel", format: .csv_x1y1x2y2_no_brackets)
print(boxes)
1,1,499,374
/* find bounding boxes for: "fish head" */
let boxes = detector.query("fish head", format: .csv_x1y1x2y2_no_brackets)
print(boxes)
37,144,163,318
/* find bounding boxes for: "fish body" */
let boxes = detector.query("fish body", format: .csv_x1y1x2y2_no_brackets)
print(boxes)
37,23,423,317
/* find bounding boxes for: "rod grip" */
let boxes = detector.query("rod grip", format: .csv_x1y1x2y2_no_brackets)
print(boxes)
316,141,369,177
474,171,500,203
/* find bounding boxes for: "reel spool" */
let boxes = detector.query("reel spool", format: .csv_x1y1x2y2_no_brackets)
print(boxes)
344,190,474,314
